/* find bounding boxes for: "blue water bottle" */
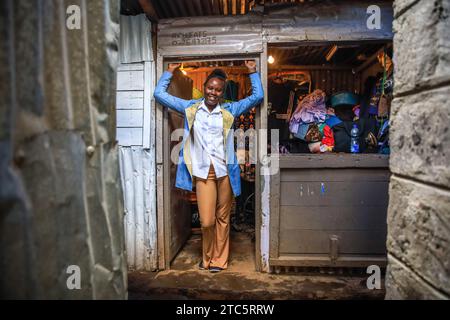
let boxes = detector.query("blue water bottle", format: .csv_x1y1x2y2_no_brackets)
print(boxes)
350,124,360,153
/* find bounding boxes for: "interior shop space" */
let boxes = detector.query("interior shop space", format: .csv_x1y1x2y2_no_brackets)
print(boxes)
267,41,392,270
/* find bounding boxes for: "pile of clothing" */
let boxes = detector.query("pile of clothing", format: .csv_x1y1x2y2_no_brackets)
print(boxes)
287,89,391,154
289,89,335,153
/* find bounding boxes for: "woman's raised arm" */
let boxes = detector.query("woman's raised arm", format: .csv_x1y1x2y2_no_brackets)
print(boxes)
154,63,192,114
229,60,264,117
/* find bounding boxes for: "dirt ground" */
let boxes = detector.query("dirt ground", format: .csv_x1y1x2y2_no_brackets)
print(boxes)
128,232,385,300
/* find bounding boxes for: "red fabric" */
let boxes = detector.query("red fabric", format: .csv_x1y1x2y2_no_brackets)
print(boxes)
321,125,334,147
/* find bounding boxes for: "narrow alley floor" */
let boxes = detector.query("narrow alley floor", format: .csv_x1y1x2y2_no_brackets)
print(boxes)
128,232,385,300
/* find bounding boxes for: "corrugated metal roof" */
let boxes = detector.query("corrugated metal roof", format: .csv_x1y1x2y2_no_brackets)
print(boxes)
121,0,382,20
122,0,256,18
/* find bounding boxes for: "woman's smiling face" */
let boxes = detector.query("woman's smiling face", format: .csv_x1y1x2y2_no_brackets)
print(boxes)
204,78,225,108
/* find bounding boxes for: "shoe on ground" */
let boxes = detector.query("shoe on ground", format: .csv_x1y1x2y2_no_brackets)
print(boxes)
209,266,224,273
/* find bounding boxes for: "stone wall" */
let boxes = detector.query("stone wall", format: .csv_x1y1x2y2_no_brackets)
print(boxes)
0,0,127,299
386,0,450,299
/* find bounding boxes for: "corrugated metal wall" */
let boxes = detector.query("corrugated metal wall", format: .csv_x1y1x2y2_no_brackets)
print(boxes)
117,14,157,271
269,68,359,95
119,147,157,270
120,14,153,64
309,69,359,95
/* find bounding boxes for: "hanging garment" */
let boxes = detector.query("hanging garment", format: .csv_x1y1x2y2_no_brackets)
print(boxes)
377,119,390,154
224,80,239,101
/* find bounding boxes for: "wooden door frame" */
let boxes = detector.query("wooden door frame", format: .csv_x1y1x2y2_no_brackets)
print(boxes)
156,53,265,271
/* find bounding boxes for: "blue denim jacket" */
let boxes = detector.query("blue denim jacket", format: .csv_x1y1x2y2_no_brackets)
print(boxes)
154,71,264,197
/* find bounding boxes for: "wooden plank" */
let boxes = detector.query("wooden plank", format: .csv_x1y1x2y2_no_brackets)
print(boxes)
211,0,221,15
355,43,393,74
156,164,165,270
116,91,144,110
270,256,387,268
116,128,143,146
279,154,389,169
269,170,280,260
148,76,157,270
255,46,266,272
156,56,164,163
223,0,228,15
117,63,144,72
163,81,171,270
137,0,160,22
143,61,153,148
117,110,143,127
280,180,389,206
269,65,353,71
279,206,387,231
117,70,144,91
280,168,390,182
156,54,165,270
166,73,193,264
279,230,387,255
168,110,191,264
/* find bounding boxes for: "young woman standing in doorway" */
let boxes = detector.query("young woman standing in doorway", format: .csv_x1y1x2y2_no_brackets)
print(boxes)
154,60,263,272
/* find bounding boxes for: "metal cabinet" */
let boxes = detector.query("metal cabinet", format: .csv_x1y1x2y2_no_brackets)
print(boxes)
270,154,389,268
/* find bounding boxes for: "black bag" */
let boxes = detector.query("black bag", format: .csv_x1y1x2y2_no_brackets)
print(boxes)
333,118,379,153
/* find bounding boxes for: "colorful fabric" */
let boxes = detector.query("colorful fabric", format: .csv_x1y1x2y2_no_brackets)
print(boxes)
293,123,310,140
325,114,342,128
289,89,327,134
320,124,335,149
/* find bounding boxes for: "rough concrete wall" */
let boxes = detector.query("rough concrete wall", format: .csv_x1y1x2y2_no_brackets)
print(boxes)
386,0,450,299
0,0,127,299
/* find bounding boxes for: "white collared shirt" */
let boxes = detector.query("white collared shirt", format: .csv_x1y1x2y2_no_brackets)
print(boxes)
191,101,228,179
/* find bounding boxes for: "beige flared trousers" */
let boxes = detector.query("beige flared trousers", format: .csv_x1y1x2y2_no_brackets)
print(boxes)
195,164,233,269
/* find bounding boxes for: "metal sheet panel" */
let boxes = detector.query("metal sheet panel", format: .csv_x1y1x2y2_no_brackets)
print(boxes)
120,14,153,63
264,1,393,43
156,1,392,58
157,14,263,56
119,146,158,271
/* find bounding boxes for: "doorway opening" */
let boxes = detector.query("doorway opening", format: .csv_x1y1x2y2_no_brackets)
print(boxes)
162,58,259,272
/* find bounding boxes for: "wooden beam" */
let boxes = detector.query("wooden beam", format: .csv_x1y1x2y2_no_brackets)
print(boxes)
269,64,353,71
278,154,390,169
211,0,221,15
223,0,228,15
138,0,159,22
185,66,248,73
241,0,246,14
355,43,393,73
